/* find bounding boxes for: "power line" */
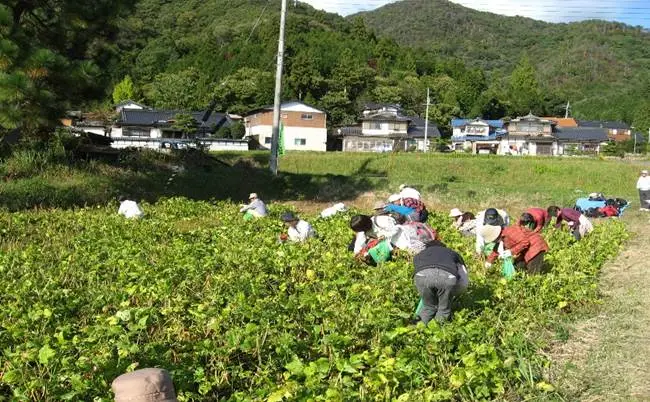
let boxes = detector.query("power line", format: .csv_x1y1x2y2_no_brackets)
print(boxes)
246,0,271,43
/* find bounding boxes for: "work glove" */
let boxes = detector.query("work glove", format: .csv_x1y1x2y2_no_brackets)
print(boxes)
500,249,512,259
484,262,492,268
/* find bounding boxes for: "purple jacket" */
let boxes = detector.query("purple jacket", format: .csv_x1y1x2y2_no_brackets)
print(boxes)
555,208,581,228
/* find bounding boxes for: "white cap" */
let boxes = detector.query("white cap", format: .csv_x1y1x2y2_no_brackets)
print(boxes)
249,193,258,199
449,208,463,217
399,184,407,191
642,170,648,174
387,194,401,203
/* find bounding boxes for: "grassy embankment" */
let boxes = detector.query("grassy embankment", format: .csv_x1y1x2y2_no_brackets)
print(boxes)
0,150,645,212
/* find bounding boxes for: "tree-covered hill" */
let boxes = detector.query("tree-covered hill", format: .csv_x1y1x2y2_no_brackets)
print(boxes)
354,0,650,124
4,0,650,137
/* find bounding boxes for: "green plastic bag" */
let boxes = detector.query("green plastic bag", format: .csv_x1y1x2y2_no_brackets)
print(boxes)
501,256,515,279
414,297,424,317
243,211,254,221
368,239,392,264
482,242,496,257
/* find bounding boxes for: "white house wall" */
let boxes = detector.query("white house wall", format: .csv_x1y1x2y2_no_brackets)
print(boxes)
248,125,326,152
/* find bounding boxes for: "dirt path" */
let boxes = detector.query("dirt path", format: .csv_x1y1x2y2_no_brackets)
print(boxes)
552,211,650,401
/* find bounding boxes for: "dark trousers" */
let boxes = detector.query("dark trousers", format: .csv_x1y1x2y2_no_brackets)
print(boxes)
640,190,650,209
414,268,458,324
525,252,547,274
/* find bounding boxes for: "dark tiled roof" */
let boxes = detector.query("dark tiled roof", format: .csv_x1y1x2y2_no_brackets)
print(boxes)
554,127,609,142
408,116,441,138
577,120,630,130
119,110,228,128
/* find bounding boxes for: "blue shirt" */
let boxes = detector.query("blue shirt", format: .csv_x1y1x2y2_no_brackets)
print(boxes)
385,204,414,216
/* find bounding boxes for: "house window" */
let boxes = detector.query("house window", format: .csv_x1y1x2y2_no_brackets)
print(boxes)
301,113,313,120
294,138,306,146
264,137,272,144
122,127,150,137
371,122,382,130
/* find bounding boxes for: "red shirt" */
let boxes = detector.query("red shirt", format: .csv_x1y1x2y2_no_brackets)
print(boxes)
520,208,549,233
487,226,549,264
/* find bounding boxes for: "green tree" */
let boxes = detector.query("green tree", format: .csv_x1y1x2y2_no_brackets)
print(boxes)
229,121,246,139
329,49,375,100
507,56,542,116
171,113,197,139
112,76,137,105
213,68,274,114
287,52,324,100
0,1,129,136
318,90,354,127
147,68,205,110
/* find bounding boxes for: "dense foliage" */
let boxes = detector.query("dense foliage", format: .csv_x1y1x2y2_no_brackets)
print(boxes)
0,0,131,135
0,198,627,400
4,0,650,135
358,0,650,128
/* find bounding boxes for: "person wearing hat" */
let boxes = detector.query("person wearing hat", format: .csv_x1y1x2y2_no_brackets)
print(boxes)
412,240,469,324
280,212,316,243
390,193,429,223
636,170,650,211
481,222,549,274
239,192,268,219
474,207,509,254
349,214,400,255
399,184,421,200
449,208,464,227
547,205,593,240
379,200,414,221
117,195,144,219
112,368,178,402
449,208,476,235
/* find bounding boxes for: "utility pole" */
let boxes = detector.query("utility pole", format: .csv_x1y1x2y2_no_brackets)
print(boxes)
269,0,288,175
423,88,430,152
564,100,571,118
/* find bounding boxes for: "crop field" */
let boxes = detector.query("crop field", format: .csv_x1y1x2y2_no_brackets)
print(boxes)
0,196,629,400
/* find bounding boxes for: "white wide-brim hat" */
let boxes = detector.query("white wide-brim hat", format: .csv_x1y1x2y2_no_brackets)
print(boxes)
478,225,502,243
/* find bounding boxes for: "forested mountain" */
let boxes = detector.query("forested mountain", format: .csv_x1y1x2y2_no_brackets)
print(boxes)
3,0,650,136
356,0,650,125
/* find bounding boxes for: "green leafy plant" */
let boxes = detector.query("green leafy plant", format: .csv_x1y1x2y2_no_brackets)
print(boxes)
0,198,628,400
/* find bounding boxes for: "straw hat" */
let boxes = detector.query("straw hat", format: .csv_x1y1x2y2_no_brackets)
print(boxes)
478,225,502,243
112,368,178,402
449,208,463,218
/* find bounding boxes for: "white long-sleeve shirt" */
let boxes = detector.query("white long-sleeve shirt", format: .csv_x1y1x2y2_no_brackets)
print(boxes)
287,220,316,242
239,199,268,217
118,200,144,219
637,176,650,191
353,215,401,254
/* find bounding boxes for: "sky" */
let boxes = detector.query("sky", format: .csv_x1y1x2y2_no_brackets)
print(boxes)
300,0,650,28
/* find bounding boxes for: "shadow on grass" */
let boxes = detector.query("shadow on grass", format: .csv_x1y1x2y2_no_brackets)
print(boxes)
0,150,385,210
